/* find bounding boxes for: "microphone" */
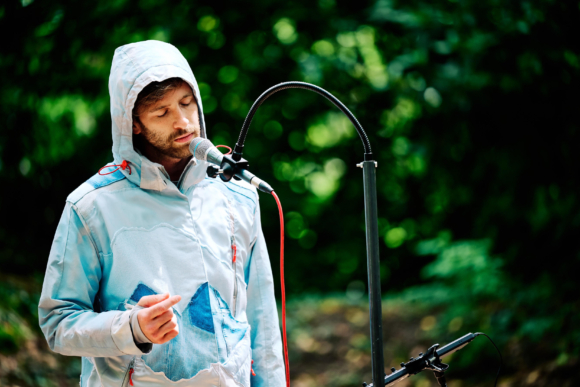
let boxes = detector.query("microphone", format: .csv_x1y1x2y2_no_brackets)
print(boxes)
190,137,274,193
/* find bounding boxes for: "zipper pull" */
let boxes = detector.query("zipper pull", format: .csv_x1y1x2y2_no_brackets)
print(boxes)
231,236,237,263
129,367,134,386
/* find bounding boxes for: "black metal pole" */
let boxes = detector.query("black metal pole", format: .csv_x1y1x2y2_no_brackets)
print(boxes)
361,160,385,386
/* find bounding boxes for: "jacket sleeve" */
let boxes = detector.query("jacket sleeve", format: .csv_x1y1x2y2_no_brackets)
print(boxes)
245,201,286,387
38,202,151,357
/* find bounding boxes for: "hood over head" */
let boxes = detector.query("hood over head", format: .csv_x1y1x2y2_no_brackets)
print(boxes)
108,40,206,190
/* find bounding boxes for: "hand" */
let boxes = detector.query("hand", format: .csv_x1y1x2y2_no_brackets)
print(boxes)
136,293,181,344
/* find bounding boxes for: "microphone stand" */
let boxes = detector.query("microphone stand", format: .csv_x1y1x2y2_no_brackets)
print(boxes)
228,83,500,387
230,81,385,386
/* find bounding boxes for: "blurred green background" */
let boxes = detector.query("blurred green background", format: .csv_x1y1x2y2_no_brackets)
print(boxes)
1,0,579,386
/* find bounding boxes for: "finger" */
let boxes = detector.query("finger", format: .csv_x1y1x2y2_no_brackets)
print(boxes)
139,303,173,327
158,316,178,337
160,328,179,343
136,309,156,342
141,315,174,344
137,293,169,307
149,295,181,318
153,309,174,325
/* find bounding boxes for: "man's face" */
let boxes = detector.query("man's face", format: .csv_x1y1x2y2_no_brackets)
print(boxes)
133,82,200,160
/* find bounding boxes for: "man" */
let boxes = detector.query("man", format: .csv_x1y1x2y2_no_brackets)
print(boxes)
39,40,285,386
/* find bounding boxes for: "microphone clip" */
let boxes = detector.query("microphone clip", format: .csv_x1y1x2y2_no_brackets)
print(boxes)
362,343,450,387
401,344,449,386
219,154,249,182
403,344,449,376
206,165,223,178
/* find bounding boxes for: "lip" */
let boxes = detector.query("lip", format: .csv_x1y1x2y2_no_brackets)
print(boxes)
174,133,194,143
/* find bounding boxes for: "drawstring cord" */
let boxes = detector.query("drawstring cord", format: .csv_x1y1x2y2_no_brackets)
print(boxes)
98,160,132,175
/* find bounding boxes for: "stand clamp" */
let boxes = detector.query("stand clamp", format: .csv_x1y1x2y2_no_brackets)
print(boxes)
206,165,223,178
362,345,449,387
362,333,478,387
401,344,449,386
206,154,247,181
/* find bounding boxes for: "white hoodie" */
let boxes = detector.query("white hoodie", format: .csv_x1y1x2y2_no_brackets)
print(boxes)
39,40,285,387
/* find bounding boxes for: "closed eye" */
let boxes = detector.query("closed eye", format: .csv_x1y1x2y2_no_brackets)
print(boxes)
181,97,195,107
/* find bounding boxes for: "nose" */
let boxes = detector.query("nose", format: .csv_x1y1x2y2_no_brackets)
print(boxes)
174,109,189,130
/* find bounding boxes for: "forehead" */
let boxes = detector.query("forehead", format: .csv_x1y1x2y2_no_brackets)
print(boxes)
157,82,193,102
144,82,194,113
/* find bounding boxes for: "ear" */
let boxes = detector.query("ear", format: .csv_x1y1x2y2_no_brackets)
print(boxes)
132,119,142,135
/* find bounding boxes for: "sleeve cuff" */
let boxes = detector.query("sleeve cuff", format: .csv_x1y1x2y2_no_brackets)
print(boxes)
111,308,152,355
130,306,152,345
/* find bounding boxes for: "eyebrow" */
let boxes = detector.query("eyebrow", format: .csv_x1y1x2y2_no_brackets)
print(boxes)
149,93,194,113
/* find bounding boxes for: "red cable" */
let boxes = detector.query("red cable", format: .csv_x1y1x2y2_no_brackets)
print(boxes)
218,145,288,383
272,191,290,387
216,145,233,155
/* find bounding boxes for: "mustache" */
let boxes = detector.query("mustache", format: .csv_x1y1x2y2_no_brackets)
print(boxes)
170,129,196,141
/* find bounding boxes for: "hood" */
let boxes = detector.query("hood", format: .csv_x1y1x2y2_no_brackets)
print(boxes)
108,40,207,191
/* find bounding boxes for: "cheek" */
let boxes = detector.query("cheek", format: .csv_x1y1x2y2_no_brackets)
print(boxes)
142,122,172,141
187,106,200,126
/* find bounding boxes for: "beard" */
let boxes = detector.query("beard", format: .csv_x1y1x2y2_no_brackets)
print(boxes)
136,124,196,160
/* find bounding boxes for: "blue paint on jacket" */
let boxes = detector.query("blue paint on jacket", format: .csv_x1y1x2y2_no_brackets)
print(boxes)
187,282,214,334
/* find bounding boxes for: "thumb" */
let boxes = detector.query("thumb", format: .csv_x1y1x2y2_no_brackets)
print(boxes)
137,293,170,307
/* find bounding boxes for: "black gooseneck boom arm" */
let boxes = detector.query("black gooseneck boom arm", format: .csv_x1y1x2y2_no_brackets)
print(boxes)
234,81,384,387
231,81,374,161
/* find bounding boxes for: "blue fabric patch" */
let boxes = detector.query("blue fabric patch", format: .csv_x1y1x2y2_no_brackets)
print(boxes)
209,286,249,357
143,309,218,381
188,282,214,334
222,318,248,353
130,283,157,303
86,164,126,189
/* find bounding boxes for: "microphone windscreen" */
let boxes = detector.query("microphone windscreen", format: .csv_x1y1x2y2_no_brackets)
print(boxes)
190,137,213,161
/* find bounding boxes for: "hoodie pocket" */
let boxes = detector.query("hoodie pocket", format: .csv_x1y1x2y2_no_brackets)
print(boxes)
210,286,249,359
140,282,220,382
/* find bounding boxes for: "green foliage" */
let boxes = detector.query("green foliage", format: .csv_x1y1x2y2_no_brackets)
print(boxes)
1,0,579,383
0,280,37,354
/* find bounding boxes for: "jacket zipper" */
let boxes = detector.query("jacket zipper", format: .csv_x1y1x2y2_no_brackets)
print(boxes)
121,357,136,387
231,235,238,317
227,199,238,317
